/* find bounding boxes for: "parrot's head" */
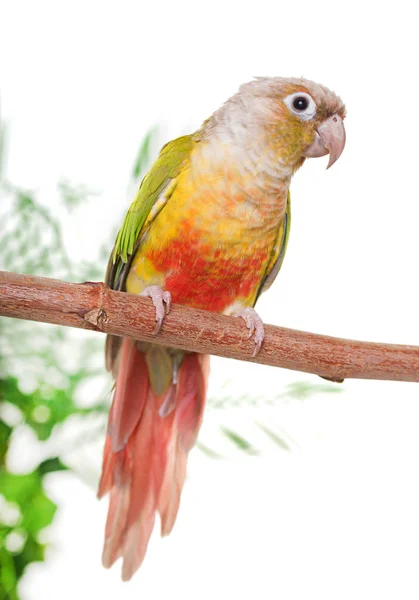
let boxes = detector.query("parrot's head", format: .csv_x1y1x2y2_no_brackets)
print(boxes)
215,77,346,175
271,77,346,170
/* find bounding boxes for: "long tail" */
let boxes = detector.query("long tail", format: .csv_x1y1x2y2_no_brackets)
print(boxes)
98,338,209,581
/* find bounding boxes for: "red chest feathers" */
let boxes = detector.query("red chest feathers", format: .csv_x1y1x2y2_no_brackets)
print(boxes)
145,234,267,312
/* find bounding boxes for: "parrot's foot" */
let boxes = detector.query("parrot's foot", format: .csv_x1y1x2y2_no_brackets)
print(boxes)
236,308,265,357
140,286,171,334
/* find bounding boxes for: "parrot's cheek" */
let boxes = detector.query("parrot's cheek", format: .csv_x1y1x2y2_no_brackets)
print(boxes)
303,114,346,168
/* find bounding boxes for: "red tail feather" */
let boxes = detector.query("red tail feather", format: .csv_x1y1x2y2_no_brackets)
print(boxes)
99,338,209,580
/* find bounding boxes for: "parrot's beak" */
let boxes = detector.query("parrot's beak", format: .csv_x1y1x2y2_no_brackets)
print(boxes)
303,114,346,169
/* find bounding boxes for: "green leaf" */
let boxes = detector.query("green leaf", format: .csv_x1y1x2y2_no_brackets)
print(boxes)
58,179,97,211
0,547,19,600
256,423,290,451
131,125,159,180
38,457,68,476
196,441,223,459
221,427,259,455
284,381,343,400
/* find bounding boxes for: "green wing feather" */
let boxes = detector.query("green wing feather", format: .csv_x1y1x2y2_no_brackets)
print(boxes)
105,134,194,292
105,134,194,374
255,190,291,301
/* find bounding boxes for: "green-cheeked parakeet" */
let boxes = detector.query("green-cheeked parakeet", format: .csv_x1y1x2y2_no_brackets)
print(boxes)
99,77,346,580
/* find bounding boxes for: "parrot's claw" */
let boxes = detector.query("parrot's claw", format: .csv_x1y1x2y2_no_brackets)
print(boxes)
236,308,265,357
140,286,171,334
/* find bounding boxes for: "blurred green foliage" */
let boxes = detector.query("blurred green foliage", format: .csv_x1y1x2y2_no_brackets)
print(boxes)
0,124,181,598
0,124,112,598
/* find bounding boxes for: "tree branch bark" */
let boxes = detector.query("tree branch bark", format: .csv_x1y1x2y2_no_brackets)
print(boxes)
1,270,418,382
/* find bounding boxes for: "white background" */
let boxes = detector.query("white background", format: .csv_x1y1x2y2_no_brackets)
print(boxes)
1,1,419,598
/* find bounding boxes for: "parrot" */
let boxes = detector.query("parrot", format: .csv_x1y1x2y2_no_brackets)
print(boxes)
98,77,346,580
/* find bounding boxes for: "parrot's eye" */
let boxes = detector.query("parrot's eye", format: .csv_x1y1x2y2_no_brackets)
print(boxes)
283,92,317,121
293,96,308,111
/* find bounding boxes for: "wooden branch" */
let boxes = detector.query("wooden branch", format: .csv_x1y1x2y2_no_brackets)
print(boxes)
1,270,418,383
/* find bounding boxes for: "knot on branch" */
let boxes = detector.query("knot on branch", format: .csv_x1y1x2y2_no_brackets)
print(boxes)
84,308,109,329
81,281,110,330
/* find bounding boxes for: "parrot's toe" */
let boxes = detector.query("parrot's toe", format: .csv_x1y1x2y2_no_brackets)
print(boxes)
140,286,172,334
236,308,265,357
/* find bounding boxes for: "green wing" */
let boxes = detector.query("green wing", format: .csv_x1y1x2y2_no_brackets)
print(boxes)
105,134,194,292
255,190,291,301
105,134,194,374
